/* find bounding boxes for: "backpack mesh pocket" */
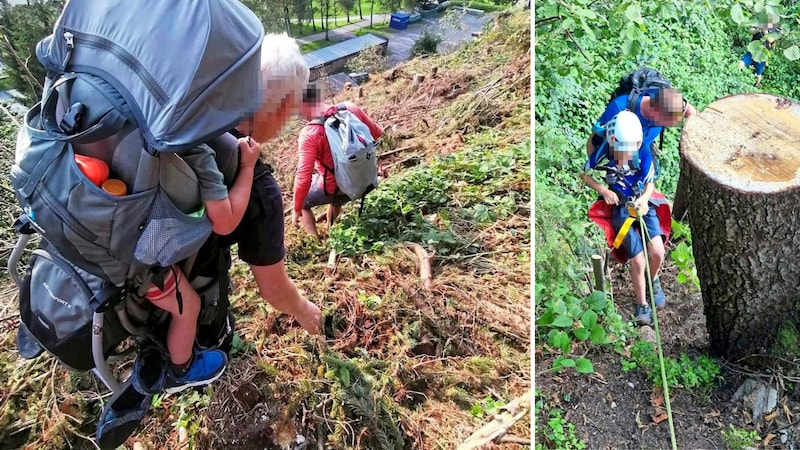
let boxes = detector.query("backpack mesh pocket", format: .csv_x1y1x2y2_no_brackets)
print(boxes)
134,189,212,267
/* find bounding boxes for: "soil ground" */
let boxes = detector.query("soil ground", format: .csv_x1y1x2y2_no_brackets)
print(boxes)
536,261,800,449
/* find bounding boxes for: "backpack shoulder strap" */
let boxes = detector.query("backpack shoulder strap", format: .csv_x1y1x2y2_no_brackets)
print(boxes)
626,90,642,113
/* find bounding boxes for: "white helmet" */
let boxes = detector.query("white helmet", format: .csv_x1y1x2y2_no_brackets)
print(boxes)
606,110,643,152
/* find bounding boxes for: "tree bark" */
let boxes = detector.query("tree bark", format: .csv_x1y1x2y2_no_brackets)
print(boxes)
681,93,800,363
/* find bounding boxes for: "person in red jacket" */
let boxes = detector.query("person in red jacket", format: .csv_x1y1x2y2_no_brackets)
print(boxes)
292,84,383,239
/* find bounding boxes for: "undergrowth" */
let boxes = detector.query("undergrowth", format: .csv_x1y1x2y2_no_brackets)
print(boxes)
329,136,530,258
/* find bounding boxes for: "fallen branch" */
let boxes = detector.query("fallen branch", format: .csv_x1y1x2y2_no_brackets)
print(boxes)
0,26,41,95
404,242,433,290
0,102,19,127
457,390,531,450
378,144,419,159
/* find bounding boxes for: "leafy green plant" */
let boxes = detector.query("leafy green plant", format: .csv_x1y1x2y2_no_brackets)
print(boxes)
625,340,721,391
721,423,761,450
469,396,504,418
669,220,700,287
170,388,213,449
411,30,443,56
536,409,588,450
330,138,529,257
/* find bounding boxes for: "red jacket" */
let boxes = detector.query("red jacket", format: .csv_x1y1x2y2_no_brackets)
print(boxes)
293,101,382,212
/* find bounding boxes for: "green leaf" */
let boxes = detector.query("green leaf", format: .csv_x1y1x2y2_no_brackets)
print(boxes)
625,3,643,24
551,315,573,328
784,45,800,61
659,3,678,20
338,367,351,386
557,16,576,33
622,38,643,57
581,310,599,329
576,358,595,374
537,310,555,327
730,3,745,25
748,40,769,62
553,357,576,371
587,290,607,311
589,325,607,344
577,17,596,40
573,327,590,341
549,330,571,353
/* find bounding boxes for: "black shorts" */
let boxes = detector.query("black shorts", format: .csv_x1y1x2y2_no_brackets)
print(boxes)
303,173,351,209
222,160,285,266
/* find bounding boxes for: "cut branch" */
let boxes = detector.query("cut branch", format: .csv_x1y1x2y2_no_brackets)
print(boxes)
456,390,531,450
404,242,433,290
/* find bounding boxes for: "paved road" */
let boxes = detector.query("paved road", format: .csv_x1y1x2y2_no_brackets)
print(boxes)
302,9,493,90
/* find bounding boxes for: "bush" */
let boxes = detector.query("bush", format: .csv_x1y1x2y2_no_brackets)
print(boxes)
411,30,443,57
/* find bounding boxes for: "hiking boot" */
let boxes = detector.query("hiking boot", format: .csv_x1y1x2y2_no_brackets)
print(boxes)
163,349,228,394
647,278,666,309
634,304,652,326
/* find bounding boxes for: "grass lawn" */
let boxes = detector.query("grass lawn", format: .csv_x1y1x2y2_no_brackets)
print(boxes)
300,38,342,53
353,23,390,37
450,0,510,12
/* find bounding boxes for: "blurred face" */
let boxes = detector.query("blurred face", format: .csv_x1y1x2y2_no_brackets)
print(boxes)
240,93,297,142
300,99,324,120
653,109,682,127
610,139,641,164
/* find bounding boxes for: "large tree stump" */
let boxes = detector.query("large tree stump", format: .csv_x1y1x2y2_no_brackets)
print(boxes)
680,93,800,362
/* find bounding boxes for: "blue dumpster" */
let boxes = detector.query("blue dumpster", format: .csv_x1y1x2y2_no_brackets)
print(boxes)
390,12,410,30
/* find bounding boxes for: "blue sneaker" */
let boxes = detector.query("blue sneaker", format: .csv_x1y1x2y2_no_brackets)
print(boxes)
648,278,666,309
634,304,652,326
164,349,228,394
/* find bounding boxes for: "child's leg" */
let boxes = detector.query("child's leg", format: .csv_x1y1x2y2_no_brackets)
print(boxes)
145,267,201,367
646,235,665,280
629,252,647,305
612,205,648,305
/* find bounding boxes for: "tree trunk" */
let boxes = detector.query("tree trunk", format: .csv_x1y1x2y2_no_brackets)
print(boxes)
359,0,363,20
284,6,292,35
681,93,800,363
370,0,374,27
325,0,330,39
311,0,317,32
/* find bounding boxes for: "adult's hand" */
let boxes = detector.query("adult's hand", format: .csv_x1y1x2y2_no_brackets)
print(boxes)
291,209,301,228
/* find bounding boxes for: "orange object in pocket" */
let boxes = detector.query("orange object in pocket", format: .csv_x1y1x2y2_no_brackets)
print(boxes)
102,179,127,196
74,154,110,186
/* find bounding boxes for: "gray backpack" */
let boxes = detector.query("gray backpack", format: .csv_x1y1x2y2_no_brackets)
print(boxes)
9,0,263,369
312,104,379,201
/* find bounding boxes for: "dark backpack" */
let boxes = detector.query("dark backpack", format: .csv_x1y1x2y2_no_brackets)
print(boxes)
608,68,673,173
10,0,262,371
609,68,672,112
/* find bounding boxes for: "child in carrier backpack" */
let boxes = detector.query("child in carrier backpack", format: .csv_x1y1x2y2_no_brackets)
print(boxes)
581,110,667,326
144,136,261,393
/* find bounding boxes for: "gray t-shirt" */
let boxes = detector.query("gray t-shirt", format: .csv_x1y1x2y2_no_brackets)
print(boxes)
180,143,229,202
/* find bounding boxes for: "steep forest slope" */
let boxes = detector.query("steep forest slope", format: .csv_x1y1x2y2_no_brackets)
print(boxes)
0,9,531,450
536,1,800,449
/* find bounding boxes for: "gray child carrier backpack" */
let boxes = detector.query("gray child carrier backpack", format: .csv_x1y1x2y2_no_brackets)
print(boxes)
313,104,379,203
9,0,264,372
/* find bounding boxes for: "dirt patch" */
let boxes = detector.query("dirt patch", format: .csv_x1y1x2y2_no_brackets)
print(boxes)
536,259,800,449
